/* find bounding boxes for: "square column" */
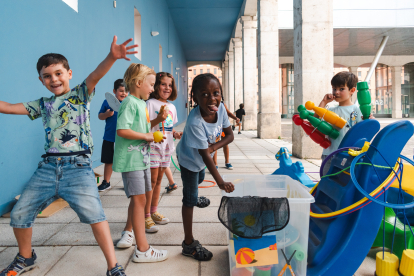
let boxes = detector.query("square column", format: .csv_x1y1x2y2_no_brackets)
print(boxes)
257,0,281,138
222,60,228,107
348,66,359,103
391,66,403,118
228,50,235,113
233,38,243,121
241,16,258,130
292,0,333,159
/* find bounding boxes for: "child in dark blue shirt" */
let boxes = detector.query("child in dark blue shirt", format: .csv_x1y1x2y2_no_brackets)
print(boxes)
98,79,128,191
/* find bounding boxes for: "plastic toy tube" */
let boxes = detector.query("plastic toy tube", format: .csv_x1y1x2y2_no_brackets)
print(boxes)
350,154,414,209
310,161,400,218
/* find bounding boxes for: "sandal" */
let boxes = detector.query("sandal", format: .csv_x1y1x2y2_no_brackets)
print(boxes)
182,240,213,261
165,183,178,193
196,196,210,208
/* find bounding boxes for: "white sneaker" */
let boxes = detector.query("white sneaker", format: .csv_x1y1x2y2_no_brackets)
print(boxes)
145,217,159,233
116,230,134,249
132,245,168,263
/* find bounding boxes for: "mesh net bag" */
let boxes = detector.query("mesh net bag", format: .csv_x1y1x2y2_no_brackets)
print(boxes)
218,196,290,239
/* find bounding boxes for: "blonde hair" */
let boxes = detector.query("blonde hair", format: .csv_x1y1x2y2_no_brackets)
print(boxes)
123,63,156,92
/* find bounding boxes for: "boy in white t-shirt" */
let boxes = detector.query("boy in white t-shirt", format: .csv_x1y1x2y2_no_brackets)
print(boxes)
319,71,373,173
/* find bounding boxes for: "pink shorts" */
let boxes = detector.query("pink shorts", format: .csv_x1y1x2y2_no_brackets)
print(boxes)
150,145,172,168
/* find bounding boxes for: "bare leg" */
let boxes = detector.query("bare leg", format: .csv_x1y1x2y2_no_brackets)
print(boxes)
165,167,175,185
130,194,150,252
13,228,33,258
213,151,218,166
238,123,241,132
223,144,230,164
151,167,167,208
103,163,113,183
182,205,194,245
90,221,117,270
124,200,133,232
145,168,158,214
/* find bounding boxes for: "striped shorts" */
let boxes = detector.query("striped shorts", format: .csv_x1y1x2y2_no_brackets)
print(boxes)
150,144,172,168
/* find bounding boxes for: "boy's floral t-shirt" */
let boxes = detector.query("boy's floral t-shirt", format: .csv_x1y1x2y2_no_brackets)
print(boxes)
23,80,95,154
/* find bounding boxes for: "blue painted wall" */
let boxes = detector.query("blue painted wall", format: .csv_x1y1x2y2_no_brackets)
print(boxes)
0,0,187,215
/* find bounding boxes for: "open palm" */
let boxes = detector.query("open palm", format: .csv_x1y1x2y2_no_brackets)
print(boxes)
110,36,138,61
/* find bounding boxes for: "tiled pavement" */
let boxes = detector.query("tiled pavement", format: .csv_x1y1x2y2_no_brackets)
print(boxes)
1,119,413,275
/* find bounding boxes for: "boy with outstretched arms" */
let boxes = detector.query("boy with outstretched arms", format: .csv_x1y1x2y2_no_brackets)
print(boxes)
0,36,137,276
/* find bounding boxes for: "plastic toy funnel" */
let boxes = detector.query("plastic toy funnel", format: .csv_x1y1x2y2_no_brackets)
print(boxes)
357,82,371,120
375,252,399,276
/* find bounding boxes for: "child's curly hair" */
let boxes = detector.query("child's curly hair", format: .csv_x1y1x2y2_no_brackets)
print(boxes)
190,73,224,107
123,63,155,92
149,72,177,101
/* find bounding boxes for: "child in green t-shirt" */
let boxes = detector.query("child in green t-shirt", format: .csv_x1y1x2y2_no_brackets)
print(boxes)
112,63,168,263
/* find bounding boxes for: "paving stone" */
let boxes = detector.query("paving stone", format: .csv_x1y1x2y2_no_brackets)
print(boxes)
146,222,227,246
200,246,230,276
44,222,126,246
152,207,220,223
161,186,222,197
0,246,71,276
125,246,198,276
0,223,66,246
159,195,222,207
101,196,132,208
103,186,128,196
46,246,133,276
0,247,6,253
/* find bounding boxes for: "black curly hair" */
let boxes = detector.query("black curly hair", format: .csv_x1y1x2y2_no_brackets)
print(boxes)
190,73,224,107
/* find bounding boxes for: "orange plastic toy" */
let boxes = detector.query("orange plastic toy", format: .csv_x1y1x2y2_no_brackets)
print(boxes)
305,101,347,129
236,248,255,265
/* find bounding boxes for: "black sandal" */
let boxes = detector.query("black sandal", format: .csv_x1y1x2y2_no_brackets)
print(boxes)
196,196,210,208
165,183,178,193
182,240,213,261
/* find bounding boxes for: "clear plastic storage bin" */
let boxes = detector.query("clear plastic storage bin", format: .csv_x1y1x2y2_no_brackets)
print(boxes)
222,175,315,276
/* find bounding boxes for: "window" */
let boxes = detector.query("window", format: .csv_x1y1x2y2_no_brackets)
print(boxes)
171,62,173,74
200,64,203,67
207,69,210,73
200,69,203,74
134,8,142,60
207,64,210,67
214,68,217,74
219,76,222,78
358,71,361,77
159,45,162,71
189,69,192,71
194,69,196,75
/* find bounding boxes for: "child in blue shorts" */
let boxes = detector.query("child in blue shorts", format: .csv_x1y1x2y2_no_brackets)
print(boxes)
176,73,235,261
0,36,137,276
98,79,128,192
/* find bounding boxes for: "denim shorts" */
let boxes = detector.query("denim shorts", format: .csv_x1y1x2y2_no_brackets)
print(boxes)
10,155,106,228
180,165,205,207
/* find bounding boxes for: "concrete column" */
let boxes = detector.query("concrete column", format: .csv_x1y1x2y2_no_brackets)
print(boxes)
348,66,359,102
241,16,258,130
222,60,228,106
228,50,235,113
293,0,333,159
391,66,403,118
233,38,243,122
257,0,281,138
224,57,230,109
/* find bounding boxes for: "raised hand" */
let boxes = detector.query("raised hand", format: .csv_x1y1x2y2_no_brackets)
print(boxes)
110,36,138,61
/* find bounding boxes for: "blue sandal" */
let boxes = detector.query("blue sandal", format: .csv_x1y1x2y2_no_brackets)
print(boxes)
165,183,178,193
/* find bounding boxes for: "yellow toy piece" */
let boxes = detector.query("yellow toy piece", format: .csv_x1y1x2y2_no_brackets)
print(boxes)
305,101,347,129
400,249,414,276
153,131,164,143
389,163,414,196
243,215,256,227
376,252,399,276
348,141,371,157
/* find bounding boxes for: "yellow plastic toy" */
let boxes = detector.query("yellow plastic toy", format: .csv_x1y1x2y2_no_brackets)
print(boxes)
375,252,399,276
153,131,164,143
400,249,414,276
348,141,371,157
305,101,347,129
390,163,414,196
